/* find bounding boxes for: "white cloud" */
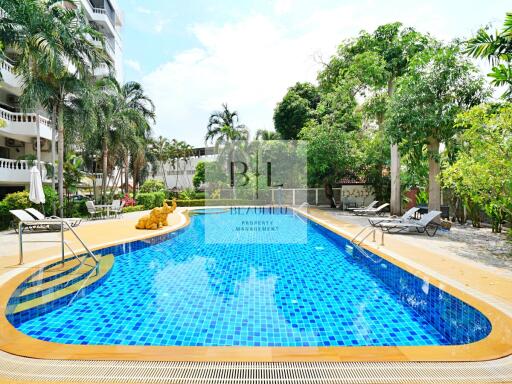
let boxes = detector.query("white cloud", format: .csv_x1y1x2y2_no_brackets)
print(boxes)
125,59,142,73
141,0,510,147
143,13,342,146
135,6,152,15
274,0,294,15
154,20,167,33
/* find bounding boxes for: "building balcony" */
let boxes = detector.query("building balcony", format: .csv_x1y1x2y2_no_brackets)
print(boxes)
83,0,121,40
0,158,50,185
0,60,22,94
92,37,115,59
0,107,52,142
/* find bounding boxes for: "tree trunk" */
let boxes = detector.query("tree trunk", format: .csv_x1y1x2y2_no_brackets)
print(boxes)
388,78,401,216
427,137,441,213
124,153,130,194
101,139,108,204
390,144,401,215
323,181,336,208
51,104,57,215
57,103,65,217
161,161,169,189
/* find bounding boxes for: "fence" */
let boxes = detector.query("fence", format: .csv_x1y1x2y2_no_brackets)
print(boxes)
212,186,375,207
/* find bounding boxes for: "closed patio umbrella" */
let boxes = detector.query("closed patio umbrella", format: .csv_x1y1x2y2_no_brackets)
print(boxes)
29,166,46,205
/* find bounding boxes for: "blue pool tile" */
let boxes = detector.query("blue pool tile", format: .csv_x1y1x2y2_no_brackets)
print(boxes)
7,209,491,347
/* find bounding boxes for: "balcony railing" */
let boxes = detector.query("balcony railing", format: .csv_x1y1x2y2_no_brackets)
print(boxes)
92,7,116,27
0,106,52,140
0,107,51,128
0,158,50,183
0,59,13,72
0,59,21,88
92,36,115,57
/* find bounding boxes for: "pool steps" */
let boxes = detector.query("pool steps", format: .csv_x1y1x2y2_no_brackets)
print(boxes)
10,254,114,314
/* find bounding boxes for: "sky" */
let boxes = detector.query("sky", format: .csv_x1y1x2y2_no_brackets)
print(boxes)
117,0,510,147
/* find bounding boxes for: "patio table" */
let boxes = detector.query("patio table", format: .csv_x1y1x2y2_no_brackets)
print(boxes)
95,204,114,218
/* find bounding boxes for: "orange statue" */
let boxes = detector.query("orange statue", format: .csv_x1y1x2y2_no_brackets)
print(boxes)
135,199,177,230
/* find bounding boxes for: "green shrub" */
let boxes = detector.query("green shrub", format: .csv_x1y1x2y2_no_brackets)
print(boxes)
3,191,31,210
0,201,10,230
136,192,155,209
167,199,255,207
139,179,165,193
153,191,166,207
123,205,145,213
137,191,166,209
43,186,58,215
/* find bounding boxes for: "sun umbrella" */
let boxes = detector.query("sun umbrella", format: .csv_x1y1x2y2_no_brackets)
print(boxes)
29,166,46,205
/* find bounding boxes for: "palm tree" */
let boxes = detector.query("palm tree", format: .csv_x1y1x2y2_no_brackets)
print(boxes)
150,136,171,189
205,103,248,145
255,129,281,140
168,140,194,189
0,0,111,215
120,81,155,193
90,77,152,202
466,12,512,98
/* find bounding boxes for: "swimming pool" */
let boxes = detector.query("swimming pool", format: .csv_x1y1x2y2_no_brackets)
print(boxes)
7,208,491,348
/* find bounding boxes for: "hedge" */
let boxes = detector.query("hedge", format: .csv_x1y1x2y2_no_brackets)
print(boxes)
166,199,256,207
136,191,166,209
0,201,10,230
123,205,145,213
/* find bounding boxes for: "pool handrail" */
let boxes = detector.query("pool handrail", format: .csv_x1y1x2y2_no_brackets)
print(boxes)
17,219,99,267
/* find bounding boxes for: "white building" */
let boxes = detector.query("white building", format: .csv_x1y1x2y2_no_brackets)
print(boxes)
0,0,123,199
155,148,214,191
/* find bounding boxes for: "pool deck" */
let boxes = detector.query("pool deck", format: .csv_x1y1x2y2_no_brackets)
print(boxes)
0,207,511,383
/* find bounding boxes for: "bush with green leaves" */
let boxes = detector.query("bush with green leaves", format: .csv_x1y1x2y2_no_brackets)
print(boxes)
0,201,10,230
192,161,205,190
3,191,31,210
136,191,166,209
123,205,145,213
167,199,255,207
136,192,155,209
43,186,58,215
139,179,165,193
441,103,512,232
153,191,166,207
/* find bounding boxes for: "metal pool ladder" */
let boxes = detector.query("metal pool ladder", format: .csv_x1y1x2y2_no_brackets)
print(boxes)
17,219,99,268
349,225,384,264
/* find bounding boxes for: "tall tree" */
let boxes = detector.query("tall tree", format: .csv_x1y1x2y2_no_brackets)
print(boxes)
205,103,248,145
90,77,152,202
466,12,512,98
273,82,320,139
0,0,111,215
386,43,488,212
322,23,430,214
299,121,361,208
441,103,512,232
150,136,170,189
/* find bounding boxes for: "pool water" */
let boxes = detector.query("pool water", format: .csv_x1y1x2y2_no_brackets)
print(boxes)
11,209,491,346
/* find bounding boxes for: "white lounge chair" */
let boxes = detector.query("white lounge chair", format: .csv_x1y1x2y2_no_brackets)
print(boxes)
375,210,442,237
353,203,389,216
85,201,102,220
346,200,378,211
368,207,420,227
9,210,62,233
25,208,82,227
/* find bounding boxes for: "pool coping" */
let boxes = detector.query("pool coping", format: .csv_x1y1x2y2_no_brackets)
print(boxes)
0,207,511,363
